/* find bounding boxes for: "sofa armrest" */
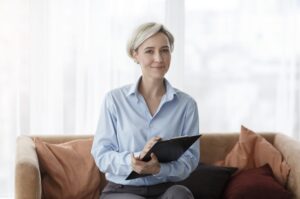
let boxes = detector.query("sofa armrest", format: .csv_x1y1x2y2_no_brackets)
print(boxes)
273,134,300,199
15,136,41,199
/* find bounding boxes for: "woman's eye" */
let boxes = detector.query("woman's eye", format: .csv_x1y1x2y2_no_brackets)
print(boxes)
161,49,170,53
145,50,153,54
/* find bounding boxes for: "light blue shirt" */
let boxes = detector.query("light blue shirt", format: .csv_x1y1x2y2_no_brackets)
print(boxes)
91,77,200,186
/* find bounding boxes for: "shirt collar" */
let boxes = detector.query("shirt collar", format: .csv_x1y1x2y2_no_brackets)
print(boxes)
164,78,177,102
127,76,177,102
127,76,141,97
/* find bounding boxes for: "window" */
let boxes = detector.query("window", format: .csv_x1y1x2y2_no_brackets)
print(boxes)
0,0,299,197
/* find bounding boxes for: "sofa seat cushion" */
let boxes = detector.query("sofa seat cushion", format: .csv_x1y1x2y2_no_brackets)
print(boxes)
215,125,290,185
224,164,292,199
178,163,237,199
34,138,101,199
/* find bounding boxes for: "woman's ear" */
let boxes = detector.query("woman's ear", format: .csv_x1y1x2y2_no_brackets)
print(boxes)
132,51,139,64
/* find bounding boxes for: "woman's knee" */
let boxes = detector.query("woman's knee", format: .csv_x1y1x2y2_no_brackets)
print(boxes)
161,185,194,199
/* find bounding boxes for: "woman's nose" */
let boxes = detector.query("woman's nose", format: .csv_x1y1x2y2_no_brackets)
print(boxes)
154,52,163,62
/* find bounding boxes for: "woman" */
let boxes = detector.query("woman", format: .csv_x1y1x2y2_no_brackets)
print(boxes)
91,22,199,199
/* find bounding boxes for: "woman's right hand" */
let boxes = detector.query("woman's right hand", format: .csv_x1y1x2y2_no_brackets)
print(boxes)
131,153,160,175
139,136,161,159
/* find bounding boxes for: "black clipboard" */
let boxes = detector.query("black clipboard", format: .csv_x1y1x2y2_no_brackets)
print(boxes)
126,134,201,180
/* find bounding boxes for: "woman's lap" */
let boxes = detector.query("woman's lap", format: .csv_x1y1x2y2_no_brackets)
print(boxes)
100,182,194,199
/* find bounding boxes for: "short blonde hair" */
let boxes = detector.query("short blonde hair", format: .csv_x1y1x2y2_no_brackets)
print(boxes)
127,22,174,59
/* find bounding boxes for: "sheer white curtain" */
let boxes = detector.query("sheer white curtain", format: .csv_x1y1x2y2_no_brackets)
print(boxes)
0,0,184,197
184,0,300,137
0,0,299,197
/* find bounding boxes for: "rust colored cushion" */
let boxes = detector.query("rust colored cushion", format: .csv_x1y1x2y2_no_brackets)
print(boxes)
35,138,101,199
224,164,292,199
215,125,290,185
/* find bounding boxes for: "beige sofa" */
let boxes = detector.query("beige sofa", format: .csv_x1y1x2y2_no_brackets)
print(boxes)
15,133,300,199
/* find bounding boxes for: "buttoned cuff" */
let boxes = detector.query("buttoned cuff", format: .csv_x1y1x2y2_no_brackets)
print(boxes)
153,163,169,177
134,151,141,158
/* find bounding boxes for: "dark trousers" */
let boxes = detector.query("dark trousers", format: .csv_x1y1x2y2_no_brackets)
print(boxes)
100,181,194,199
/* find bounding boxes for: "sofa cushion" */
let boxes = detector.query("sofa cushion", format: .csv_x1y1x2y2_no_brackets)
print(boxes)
215,125,290,185
34,138,101,199
178,163,237,199
224,164,292,199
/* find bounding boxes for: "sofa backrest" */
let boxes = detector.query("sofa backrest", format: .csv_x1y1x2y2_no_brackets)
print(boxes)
31,133,276,166
30,135,93,144
200,132,276,164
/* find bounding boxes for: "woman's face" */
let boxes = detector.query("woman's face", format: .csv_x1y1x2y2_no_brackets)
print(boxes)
133,32,171,80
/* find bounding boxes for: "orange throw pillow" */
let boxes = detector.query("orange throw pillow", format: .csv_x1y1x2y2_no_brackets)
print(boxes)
35,138,101,199
215,126,290,185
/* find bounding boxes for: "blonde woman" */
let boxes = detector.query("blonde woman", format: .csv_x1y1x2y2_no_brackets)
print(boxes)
92,22,199,199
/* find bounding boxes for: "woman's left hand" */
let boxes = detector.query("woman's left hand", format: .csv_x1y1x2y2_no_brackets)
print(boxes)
131,153,160,175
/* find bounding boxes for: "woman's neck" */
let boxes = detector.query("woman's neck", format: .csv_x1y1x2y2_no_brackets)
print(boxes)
138,77,165,100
